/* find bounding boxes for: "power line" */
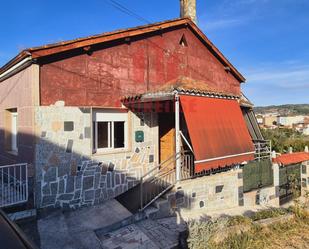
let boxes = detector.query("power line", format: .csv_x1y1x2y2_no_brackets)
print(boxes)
105,0,152,24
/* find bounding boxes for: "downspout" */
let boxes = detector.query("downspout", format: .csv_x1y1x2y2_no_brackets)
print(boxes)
175,93,181,181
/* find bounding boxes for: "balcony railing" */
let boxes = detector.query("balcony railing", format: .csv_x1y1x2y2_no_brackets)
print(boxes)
181,140,272,180
0,163,28,208
254,140,272,161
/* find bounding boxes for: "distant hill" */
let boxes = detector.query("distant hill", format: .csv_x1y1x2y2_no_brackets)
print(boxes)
254,104,309,116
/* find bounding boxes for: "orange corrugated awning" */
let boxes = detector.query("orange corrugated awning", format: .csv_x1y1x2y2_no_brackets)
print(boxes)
180,95,255,172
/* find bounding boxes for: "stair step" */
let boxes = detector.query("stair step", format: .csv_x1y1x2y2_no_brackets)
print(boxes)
137,219,180,249
143,206,160,219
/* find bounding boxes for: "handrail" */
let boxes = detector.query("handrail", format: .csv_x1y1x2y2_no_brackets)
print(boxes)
140,152,182,211
0,163,28,169
140,152,181,180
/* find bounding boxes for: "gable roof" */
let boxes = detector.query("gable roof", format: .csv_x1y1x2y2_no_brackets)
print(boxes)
0,18,245,82
273,152,309,166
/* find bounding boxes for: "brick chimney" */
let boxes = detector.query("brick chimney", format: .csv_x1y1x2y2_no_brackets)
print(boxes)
180,0,197,24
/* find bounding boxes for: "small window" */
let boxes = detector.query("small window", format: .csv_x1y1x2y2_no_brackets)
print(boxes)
93,110,128,153
179,34,188,47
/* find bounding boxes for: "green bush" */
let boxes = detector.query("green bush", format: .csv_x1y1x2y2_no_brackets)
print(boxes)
251,208,287,221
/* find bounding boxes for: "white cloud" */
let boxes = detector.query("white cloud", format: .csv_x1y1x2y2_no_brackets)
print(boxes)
200,17,247,31
243,63,309,89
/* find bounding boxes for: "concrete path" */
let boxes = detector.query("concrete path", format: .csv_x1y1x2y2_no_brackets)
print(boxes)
20,199,132,249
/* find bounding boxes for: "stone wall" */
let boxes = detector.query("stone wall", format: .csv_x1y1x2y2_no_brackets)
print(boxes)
165,169,242,214
34,105,159,209
301,161,309,195
153,163,281,218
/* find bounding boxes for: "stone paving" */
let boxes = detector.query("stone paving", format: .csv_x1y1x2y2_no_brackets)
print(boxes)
97,224,158,249
18,199,187,249
97,217,186,249
19,200,132,249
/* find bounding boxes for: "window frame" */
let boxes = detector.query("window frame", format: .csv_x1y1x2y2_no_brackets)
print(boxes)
92,110,128,154
11,112,18,153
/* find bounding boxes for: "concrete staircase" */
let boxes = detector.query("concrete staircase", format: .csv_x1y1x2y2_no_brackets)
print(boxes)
116,153,181,213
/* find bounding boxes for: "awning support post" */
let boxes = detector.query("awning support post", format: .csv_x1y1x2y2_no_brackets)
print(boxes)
175,94,181,181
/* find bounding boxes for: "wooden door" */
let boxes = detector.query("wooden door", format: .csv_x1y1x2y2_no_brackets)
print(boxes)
159,114,175,169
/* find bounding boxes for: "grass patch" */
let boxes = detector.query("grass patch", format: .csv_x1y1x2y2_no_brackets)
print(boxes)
187,206,309,249
251,208,288,221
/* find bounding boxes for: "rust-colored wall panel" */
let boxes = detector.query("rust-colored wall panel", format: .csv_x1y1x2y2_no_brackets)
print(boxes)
40,27,241,107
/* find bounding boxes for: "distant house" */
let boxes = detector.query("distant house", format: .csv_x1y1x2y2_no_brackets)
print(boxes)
278,115,305,128
0,2,270,211
263,115,278,128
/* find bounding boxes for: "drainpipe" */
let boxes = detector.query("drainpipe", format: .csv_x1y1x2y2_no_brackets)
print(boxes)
175,94,181,181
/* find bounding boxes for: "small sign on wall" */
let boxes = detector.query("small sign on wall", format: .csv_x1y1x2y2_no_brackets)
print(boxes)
135,130,144,142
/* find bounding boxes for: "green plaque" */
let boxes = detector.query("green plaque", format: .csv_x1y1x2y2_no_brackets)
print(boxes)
135,130,144,142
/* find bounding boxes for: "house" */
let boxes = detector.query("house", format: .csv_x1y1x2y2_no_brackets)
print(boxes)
263,115,278,127
0,1,278,212
278,115,305,128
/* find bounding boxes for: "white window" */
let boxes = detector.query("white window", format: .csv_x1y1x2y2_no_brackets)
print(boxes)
11,112,18,152
93,110,128,153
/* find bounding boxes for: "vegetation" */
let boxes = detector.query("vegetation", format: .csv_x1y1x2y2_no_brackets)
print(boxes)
250,208,287,221
261,128,309,153
254,104,309,116
187,191,309,249
187,207,309,249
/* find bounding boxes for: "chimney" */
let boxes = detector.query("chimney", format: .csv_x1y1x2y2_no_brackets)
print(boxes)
180,0,197,24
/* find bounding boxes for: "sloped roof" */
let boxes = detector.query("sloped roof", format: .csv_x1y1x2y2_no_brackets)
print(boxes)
240,93,254,108
121,77,239,103
273,152,309,166
0,18,245,82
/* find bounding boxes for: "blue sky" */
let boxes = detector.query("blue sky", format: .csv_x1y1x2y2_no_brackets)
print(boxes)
0,0,308,106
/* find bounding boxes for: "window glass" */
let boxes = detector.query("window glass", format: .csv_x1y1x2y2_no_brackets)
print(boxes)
93,110,128,152
97,122,109,148
114,121,125,148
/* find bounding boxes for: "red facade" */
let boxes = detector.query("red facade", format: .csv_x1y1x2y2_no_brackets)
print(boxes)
39,26,241,107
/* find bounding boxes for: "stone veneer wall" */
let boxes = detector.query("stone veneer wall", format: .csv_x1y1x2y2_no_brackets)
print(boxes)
166,169,242,214
301,160,309,195
154,164,280,217
34,105,158,209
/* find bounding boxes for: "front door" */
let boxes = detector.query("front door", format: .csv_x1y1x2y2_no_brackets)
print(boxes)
159,113,175,170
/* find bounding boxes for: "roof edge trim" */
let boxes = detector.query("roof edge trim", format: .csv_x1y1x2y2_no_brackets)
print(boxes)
0,56,32,81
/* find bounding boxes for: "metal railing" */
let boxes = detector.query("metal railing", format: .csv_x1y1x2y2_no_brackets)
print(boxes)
181,150,195,180
0,163,28,208
180,140,272,180
139,152,182,211
254,140,272,161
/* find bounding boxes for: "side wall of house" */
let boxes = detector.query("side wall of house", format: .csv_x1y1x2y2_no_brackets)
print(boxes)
152,164,280,218
39,26,241,107
34,105,159,209
0,65,39,166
